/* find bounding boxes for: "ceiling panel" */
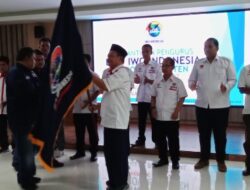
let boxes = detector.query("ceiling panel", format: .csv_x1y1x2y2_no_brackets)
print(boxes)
0,0,148,13
0,0,249,23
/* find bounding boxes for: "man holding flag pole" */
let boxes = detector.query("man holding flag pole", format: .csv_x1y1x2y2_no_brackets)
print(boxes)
30,0,92,173
92,44,131,190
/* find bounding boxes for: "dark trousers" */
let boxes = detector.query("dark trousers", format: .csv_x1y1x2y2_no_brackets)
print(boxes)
243,115,250,169
13,133,36,185
73,113,98,155
155,120,180,163
137,102,156,143
0,114,8,150
104,128,129,188
196,107,229,162
55,122,65,151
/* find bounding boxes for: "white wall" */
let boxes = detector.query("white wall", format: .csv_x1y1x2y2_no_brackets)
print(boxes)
76,20,244,125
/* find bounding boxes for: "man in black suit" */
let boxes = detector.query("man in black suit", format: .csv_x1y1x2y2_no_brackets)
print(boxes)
7,47,41,190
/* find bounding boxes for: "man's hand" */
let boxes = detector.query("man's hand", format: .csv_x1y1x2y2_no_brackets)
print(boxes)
151,107,157,119
88,104,98,112
134,74,140,84
144,76,153,84
171,110,179,120
220,83,227,93
190,82,197,91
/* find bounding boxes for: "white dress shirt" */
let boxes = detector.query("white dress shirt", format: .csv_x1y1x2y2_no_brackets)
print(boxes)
72,84,99,114
102,68,111,79
103,67,134,89
152,75,187,121
102,67,134,111
238,65,250,114
0,75,7,115
134,60,161,103
101,64,131,129
188,56,236,109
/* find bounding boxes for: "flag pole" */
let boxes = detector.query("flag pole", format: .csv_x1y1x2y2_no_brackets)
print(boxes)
86,90,97,125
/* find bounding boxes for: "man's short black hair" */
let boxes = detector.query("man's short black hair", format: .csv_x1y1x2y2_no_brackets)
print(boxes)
0,56,9,64
83,54,91,63
164,57,175,67
206,38,219,48
142,44,153,51
16,47,34,61
34,49,43,56
39,37,51,44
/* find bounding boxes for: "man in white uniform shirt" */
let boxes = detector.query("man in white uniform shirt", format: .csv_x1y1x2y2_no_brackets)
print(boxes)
188,38,236,172
151,57,187,169
0,56,9,153
133,44,160,147
70,54,99,162
92,44,130,190
238,65,250,176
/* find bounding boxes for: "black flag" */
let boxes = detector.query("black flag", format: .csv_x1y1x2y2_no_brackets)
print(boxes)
30,0,92,172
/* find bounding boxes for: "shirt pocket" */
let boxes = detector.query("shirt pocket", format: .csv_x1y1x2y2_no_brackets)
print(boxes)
215,67,227,81
146,68,157,80
197,66,206,83
167,87,178,101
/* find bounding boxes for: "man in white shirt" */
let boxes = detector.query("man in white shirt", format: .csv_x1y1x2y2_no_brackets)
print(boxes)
70,54,99,162
151,57,187,169
0,56,9,153
132,44,160,147
238,65,250,176
188,38,236,172
92,44,131,190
